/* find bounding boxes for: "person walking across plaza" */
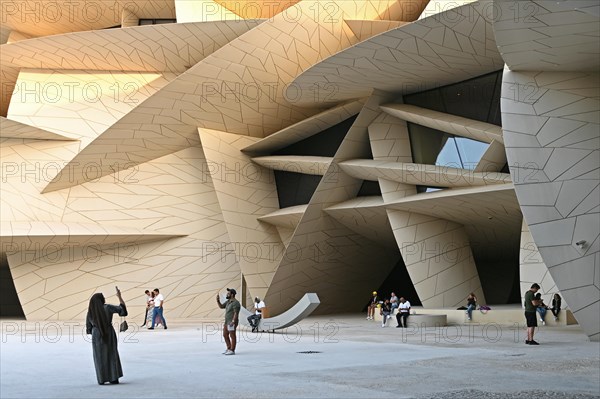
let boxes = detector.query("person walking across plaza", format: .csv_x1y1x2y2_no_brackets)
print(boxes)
217,288,241,355
148,288,167,330
86,287,128,385
524,283,541,345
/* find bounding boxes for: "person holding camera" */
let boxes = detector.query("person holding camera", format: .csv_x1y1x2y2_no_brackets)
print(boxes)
216,288,240,355
524,283,541,345
86,287,128,385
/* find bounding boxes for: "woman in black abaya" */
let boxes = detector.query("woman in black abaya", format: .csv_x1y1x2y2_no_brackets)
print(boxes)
86,288,127,385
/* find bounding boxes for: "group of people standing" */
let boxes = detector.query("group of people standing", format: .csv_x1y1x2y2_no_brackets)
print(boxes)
84,283,565,386
524,283,562,345
141,288,167,330
367,291,412,328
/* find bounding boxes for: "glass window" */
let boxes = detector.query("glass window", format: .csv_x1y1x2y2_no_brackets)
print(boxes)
435,136,462,169
138,19,177,26
408,123,489,170
453,137,489,170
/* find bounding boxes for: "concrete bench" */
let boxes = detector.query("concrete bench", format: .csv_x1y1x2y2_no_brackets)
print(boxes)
240,293,320,332
377,311,447,328
421,307,577,326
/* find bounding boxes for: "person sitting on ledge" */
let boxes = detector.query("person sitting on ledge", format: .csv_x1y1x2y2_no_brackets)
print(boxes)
396,297,411,328
390,292,399,311
465,293,477,321
551,293,562,321
380,299,392,328
535,293,548,326
247,296,265,333
366,291,379,320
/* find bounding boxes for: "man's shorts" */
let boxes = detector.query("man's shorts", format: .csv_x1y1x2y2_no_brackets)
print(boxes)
525,311,537,327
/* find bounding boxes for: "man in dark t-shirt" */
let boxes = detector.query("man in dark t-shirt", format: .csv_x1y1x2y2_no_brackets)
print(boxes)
524,283,541,345
216,288,241,355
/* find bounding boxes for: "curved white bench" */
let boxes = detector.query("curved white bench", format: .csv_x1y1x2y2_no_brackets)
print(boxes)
240,293,320,331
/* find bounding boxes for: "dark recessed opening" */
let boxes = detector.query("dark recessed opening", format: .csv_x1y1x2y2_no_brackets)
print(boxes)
138,19,177,25
366,256,422,311
274,171,322,208
404,70,503,127
274,115,357,157
0,253,25,319
356,180,381,197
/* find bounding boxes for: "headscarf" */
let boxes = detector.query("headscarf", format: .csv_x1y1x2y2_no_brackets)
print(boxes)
88,293,109,343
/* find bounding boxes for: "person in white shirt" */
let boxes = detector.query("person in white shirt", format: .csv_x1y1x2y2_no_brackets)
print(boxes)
395,297,411,328
247,297,265,333
148,288,167,330
390,293,399,311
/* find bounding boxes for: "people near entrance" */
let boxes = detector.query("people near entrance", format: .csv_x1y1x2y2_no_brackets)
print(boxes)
380,299,392,327
390,293,399,311
86,287,128,385
366,291,379,320
247,296,266,333
396,297,411,328
524,283,541,345
148,288,167,330
466,293,477,321
551,293,562,321
140,290,151,327
217,288,241,355
535,293,548,325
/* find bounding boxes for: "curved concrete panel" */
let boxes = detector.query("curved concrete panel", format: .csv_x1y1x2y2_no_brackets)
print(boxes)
239,293,320,331
380,104,504,144
252,156,332,176
289,0,503,105
0,117,77,141
501,69,600,341
493,0,600,71
338,159,511,187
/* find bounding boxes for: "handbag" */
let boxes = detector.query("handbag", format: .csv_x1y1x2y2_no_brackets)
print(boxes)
120,319,128,332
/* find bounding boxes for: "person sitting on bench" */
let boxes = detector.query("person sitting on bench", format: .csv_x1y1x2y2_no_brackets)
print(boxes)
247,297,266,332
396,297,411,328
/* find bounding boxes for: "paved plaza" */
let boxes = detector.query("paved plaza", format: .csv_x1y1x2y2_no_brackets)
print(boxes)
1,315,599,399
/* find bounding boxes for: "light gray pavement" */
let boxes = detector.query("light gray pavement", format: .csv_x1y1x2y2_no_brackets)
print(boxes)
1,315,599,398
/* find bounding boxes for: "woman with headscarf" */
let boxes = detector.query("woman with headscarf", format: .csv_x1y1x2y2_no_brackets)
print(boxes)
86,287,127,385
